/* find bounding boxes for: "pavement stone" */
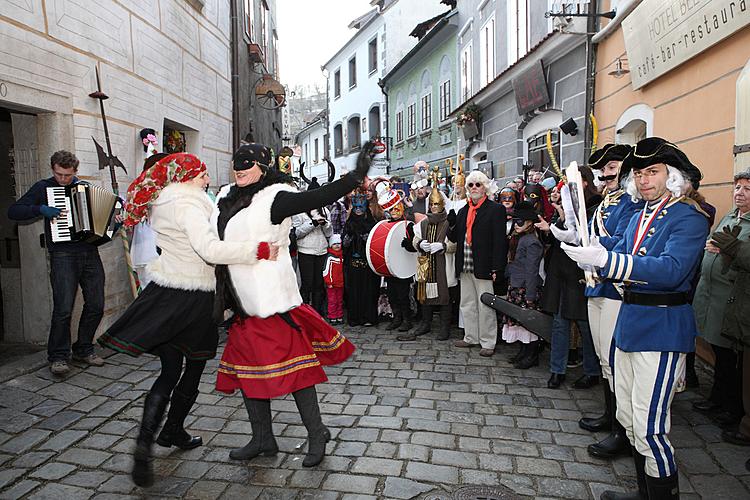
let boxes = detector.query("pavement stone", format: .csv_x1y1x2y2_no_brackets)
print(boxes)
0,325,746,499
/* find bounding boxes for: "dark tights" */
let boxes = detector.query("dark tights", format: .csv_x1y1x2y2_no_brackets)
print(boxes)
150,347,207,398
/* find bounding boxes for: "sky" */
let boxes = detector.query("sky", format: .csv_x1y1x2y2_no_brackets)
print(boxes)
277,0,374,92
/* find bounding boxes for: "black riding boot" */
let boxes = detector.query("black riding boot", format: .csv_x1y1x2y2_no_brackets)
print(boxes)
580,383,613,432
412,305,432,335
293,386,330,467
588,389,631,459
515,341,541,369
508,342,528,363
156,390,202,449
646,472,679,499
229,397,278,460
386,310,403,331
437,305,451,340
132,391,169,487
601,448,648,499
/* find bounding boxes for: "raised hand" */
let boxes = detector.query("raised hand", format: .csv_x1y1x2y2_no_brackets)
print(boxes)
353,141,375,182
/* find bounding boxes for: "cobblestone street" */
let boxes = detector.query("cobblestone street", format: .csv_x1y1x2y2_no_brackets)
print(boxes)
1,325,748,499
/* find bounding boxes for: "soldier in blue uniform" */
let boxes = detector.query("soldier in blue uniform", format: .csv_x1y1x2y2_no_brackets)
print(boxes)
562,138,709,500
579,144,644,460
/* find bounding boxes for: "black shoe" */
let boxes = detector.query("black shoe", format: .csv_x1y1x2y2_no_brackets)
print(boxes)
547,373,565,389
514,341,540,369
398,318,413,332
721,429,750,446
601,448,648,499
293,386,330,467
385,311,403,331
715,411,742,427
230,397,278,460
396,333,417,341
156,390,202,450
646,473,679,499
692,399,721,412
579,383,613,433
132,392,170,488
508,343,528,363
573,375,600,389
588,419,631,459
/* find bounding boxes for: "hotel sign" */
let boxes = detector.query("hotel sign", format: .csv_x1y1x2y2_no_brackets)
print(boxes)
622,0,750,90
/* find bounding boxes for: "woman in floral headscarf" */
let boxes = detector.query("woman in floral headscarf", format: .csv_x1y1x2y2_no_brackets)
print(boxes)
99,153,275,488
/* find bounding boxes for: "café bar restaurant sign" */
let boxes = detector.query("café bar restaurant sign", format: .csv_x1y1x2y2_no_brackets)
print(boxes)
622,0,750,90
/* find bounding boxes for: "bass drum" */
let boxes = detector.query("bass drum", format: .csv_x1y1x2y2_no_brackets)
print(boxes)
366,220,416,279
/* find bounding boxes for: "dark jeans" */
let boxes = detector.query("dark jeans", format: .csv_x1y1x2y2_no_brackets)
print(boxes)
48,250,105,362
549,314,600,376
708,343,744,417
298,252,326,315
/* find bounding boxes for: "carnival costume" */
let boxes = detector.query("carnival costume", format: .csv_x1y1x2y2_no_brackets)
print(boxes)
99,153,267,487
562,138,709,499
213,142,370,467
577,144,643,460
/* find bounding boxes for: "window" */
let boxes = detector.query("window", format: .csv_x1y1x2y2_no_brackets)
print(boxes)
460,43,473,103
527,131,559,174
347,116,361,151
368,38,378,74
439,80,451,122
333,124,343,157
368,106,381,139
260,1,269,56
395,110,404,142
304,144,309,165
407,103,416,138
333,69,341,98
421,93,432,131
244,0,255,40
480,15,496,87
508,0,529,66
314,138,319,163
349,56,357,88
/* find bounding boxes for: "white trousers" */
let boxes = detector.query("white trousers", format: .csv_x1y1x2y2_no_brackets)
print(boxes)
614,349,686,478
459,273,497,349
587,297,622,388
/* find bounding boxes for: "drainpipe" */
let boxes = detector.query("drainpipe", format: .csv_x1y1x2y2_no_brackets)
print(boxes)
583,0,599,158
377,78,390,175
230,0,241,151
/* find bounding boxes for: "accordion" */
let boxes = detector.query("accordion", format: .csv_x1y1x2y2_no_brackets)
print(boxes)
46,182,118,246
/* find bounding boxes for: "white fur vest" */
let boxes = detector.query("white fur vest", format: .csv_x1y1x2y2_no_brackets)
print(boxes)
221,183,303,318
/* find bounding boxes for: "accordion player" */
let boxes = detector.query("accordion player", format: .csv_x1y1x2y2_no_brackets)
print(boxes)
46,182,119,246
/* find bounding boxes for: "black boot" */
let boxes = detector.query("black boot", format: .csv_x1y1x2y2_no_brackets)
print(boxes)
588,390,631,459
398,313,413,332
685,352,699,388
515,341,540,369
508,342,528,363
229,397,278,460
412,305,432,336
437,305,451,340
156,390,202,450
386,310,403,331
601,448,648,499
132,391,169,487
580,383,613,432
293,386,330,467
646,472,679,499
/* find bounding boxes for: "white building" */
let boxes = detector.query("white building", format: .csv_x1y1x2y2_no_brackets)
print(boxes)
322,0,449,175
296,111,329,181
0,0,235,344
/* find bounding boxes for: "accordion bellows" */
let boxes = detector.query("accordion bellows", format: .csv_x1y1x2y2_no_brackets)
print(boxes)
47,182,118,246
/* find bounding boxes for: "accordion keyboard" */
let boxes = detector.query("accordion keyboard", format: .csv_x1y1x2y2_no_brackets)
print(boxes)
46,187,73,242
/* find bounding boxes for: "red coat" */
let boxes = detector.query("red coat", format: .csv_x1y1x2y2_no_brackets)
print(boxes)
323,247,344,288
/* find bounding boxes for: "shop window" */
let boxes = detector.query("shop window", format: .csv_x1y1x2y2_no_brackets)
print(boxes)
527,132,559,177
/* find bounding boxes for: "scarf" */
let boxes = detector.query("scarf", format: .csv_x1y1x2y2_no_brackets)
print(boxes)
124,153,206,227
465,195,487,245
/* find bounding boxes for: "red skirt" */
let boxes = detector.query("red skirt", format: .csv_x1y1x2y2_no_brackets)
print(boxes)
216,304,355,399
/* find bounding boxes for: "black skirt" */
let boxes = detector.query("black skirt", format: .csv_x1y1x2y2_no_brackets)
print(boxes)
98,283,218,361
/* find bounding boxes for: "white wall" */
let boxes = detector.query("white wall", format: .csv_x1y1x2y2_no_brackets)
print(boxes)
297,120,329,180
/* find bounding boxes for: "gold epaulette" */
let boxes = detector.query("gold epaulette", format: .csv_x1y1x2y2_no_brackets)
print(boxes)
605,189,625,202
678,196,711,219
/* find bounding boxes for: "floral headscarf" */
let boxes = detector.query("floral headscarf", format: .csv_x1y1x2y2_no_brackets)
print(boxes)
124,153,206,227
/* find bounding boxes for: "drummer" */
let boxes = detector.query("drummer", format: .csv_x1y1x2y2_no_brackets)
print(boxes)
376,186,416,334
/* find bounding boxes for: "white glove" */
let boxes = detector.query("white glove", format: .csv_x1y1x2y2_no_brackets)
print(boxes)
560,238,608,268
550,223,579,244
429,242,443,254
419,240,431,252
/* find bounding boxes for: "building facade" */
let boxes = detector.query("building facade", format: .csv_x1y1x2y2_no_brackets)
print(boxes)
296,111,330,181
323,0,449,175
382,11,459,178
0,0,260,345
451,0,590,181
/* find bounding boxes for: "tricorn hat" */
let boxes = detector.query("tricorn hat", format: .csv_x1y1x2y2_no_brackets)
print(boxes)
621,137,702,188
588,144,632,170
232,143,272,171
